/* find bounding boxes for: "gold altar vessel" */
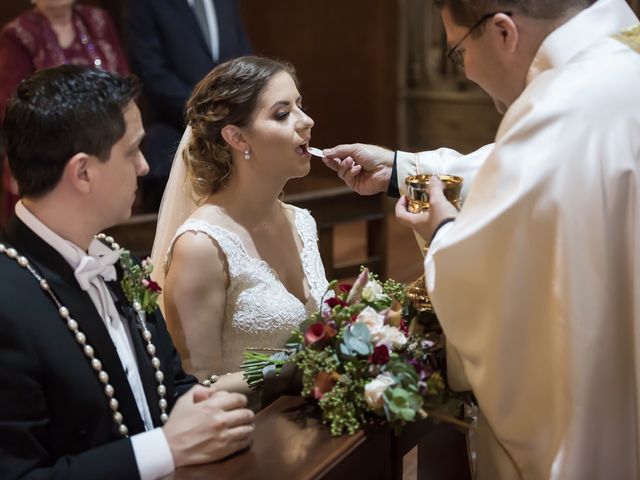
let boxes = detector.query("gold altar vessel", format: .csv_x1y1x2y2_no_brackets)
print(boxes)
405,174,463,213
404,174,463,312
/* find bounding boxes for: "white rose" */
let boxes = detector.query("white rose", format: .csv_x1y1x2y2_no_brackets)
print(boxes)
372,325,407,349
361,280,384,302
354,306,385,336
364,373,396,410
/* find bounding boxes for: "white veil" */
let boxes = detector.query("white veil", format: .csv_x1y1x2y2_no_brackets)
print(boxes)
150,126,198,296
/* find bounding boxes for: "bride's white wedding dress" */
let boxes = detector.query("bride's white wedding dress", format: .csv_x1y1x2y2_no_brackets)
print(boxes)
151,127,329,376
165,203,329,373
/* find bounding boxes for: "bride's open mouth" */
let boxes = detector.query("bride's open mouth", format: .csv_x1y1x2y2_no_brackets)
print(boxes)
295,141,310,156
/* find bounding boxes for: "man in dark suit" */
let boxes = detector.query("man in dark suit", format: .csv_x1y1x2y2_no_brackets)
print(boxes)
0,65,254,480
124,0,252,210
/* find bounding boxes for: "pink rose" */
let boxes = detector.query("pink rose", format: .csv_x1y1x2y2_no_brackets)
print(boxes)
354,306,385,336
364,373,395,410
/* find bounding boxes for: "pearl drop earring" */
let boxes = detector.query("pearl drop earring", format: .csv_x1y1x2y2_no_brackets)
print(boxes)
244,149,251,160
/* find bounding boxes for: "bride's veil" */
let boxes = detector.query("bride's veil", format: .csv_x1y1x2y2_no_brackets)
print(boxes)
150,126,197,298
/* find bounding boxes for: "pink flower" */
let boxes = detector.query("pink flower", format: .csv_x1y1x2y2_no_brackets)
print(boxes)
346,269,369,304
304,322,336,346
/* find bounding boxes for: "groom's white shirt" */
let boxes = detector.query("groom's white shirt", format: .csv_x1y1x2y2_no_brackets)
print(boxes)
16,201,175,480
396,0,640,478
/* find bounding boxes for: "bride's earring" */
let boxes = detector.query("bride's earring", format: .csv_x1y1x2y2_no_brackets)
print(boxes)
244,148,251,160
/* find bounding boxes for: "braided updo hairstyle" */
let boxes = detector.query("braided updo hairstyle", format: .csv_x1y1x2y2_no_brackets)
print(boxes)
184,56,298,199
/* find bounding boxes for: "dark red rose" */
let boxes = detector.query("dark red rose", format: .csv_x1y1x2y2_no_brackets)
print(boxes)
399,319,408,336
338,283,352,293
325,297,349,309
146,279,162,293
370,344,390,365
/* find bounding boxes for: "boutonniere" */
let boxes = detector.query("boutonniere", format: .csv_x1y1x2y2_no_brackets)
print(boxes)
96,233,162,315
119,251,162,314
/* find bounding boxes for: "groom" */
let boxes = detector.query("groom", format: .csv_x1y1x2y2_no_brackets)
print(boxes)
0,65,254,480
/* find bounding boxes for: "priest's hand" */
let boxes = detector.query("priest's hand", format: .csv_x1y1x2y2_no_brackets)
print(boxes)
322,143,394,195
395,176,458,242
163,385,254,467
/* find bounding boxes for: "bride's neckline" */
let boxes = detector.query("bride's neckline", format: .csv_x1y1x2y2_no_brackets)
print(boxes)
184,204,312,307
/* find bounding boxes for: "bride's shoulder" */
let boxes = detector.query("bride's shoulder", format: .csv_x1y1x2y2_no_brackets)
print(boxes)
176,205,247,249
180,204,233,231
281,202,317,229
165,222,226,278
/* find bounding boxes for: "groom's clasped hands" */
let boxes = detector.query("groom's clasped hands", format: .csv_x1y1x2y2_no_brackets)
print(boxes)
163,385,255,467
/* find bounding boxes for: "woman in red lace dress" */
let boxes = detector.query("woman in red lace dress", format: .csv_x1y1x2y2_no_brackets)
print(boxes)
0,0,129,224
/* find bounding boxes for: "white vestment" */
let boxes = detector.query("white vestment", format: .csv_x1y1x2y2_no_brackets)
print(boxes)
397,0,640,478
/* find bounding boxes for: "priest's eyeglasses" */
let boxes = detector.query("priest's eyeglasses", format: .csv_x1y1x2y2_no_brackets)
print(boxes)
446,11,513,68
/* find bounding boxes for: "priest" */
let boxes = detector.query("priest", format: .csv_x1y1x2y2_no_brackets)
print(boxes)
323,0,640,478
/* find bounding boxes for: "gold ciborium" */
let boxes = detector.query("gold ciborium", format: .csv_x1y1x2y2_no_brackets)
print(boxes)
404,173,463,312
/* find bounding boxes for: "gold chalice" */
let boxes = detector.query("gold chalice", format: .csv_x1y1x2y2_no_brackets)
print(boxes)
404,173,463,312
405,174,463,213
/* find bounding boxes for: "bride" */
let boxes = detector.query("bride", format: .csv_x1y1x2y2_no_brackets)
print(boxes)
151,56,328,395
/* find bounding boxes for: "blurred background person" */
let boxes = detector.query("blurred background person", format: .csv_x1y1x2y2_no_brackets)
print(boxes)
0,0,129,224
124,0,252,212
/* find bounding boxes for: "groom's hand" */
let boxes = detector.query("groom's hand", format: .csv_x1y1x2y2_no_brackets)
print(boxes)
163,386,254,467
322,143,394,196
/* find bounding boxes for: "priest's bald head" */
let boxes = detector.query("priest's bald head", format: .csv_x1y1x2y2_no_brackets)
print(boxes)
434,0,598,113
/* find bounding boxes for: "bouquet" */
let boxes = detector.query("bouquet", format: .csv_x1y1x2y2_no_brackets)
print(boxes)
242,269,472,436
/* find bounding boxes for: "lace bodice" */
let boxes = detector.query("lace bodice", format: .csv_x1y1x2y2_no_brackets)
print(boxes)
168,204,328,374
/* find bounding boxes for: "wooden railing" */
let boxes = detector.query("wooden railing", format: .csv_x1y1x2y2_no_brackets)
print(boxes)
165,395,471,480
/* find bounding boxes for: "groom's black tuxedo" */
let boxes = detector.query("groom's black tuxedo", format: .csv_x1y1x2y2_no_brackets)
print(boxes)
0,216,197,480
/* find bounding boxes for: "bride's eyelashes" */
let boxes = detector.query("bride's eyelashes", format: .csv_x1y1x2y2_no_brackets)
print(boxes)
274,110,290,121
273,103,309,122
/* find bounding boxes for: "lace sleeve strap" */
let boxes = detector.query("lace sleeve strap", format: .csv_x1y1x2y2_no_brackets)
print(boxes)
163,219,244,279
